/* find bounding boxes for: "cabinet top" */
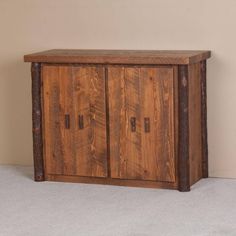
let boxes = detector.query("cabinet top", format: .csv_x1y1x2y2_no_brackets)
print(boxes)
24,49,211,65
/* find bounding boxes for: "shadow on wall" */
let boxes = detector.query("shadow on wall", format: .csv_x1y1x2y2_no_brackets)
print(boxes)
1,57,33,165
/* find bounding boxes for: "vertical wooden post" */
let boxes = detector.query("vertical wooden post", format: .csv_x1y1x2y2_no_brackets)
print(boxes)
200,60,208,178
31,63,44,181
178,65,190,192
105,67,111,178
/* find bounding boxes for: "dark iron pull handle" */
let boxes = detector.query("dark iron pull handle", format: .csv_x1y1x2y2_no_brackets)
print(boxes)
144,117,150,133
130,117,136,132
78,115,84,129
65,114,70,129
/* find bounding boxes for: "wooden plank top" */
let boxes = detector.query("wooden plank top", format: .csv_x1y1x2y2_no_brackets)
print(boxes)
24,49,211,65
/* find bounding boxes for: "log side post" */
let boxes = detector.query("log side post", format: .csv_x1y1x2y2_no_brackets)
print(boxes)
31,62,44,181
178,65,190,192
200,60,208,178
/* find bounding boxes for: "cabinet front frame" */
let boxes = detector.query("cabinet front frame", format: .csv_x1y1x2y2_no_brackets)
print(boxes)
32,62,180,190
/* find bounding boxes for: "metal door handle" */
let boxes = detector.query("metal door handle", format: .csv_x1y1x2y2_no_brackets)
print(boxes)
130,117,136,132
78,115,84,129
144,117,150,133
65,114,70,129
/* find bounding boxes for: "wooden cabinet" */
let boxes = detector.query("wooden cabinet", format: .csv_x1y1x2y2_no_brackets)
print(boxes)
24,49,211,191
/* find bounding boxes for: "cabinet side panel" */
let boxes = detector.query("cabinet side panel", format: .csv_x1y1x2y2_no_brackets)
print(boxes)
73,66,107,177
188,62,203,185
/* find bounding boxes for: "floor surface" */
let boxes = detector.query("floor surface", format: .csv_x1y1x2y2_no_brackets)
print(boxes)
0,165,236,236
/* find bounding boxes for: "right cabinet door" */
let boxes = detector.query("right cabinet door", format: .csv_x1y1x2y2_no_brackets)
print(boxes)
108,66,176,182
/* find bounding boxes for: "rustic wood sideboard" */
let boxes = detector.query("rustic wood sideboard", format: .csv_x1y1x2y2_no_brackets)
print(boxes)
24,49,211,191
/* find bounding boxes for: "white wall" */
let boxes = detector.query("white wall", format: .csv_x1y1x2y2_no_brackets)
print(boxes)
0,0,235,178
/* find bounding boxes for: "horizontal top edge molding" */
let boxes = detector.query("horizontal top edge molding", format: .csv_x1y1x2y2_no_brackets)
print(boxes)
24,49,211,65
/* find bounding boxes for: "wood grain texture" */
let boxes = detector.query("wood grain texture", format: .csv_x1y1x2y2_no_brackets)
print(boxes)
108,66,176,182
178,65,190,192
24,49,211,65
200,60,208,178
173,66,179,186
26,46,211,191
42,65,107,178
46,174,178,190
43,66,74,175
72,66,107,177
31,63,44,181
105,68,111,177
188,63,203,185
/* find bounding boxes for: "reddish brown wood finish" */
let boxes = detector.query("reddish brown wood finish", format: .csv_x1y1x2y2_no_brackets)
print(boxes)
42,65,108,178
24,49,211,65
46,174,178,190
73,66,107,177
108,66,176,183
25,50,211,191
188,62,203,185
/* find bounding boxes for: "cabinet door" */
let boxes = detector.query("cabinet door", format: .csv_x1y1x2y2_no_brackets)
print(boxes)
108,66,176,182
42,65,107,177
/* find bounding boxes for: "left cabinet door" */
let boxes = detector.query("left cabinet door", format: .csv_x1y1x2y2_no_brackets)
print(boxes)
42,65,108,177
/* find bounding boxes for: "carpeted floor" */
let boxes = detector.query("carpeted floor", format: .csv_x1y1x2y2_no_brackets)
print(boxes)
0,165,236,236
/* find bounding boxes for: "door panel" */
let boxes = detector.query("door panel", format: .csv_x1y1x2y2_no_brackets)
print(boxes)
108,66,176,182
72,66,107,177
43,66,74,175
43,65,107,177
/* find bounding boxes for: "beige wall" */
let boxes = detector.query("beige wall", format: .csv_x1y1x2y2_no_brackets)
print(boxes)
0,0,235,178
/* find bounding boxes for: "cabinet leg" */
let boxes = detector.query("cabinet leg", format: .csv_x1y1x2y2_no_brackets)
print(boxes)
178,65,190,192
201,60,208,178
31,63,45,181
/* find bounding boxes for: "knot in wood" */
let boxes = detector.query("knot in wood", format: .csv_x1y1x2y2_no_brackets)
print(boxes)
182,76,187,87
36,110,41,115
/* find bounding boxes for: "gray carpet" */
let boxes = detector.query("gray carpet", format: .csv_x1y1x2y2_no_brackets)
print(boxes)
0,165,236,236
